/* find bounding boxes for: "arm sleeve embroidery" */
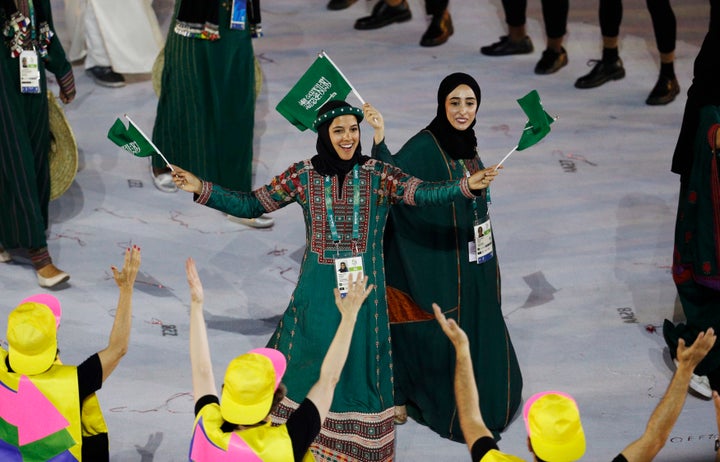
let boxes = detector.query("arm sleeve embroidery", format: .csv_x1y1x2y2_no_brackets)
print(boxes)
195,181,213,204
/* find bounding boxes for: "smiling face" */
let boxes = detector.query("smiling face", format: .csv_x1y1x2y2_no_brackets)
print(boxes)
444,84,477,131
328,114,360,160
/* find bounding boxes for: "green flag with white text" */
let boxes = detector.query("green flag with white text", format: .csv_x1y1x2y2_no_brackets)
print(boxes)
516,90,555,151
107,118,156,157
276,55,353,132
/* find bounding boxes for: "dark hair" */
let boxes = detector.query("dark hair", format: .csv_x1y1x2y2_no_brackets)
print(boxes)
269,383,287,415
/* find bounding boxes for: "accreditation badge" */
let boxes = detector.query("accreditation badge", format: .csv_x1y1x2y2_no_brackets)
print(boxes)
19,49,41,94
335,256,364,297
469,216,493,264
230,0,247,30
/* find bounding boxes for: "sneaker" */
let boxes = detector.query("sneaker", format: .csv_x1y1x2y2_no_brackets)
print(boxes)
227,214,275,229
354,0,412,30
534,47,568,75
327,0,357,10
574,58,625,89
419,9,453,47
645,75,680,106
674,359,712,399
150,162,178,193
480,35,533,56
86,66,126,88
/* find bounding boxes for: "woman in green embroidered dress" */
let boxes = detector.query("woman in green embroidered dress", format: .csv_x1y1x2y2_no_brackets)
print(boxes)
373,73,522,441
151,0,272,227
1,0,76,288
169,100,498,462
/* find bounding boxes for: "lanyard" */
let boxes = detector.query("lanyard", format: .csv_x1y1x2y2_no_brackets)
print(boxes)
324,165,360,253
458,159,484,222
27,0,36,41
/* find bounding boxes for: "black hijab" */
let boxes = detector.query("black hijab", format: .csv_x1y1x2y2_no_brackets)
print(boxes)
425,72,482,160
311,100,370,179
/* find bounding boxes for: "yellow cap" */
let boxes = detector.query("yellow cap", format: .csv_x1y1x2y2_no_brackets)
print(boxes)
220,348,286,425
523,391,585,462
7,302,58,375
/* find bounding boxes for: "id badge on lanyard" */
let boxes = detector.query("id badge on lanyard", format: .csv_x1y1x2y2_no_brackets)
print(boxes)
335,256,364,297
20,49,41,94
230,0,247,30
468,215,494,264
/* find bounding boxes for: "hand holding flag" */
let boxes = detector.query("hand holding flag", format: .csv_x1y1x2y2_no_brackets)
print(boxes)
107,115,173,170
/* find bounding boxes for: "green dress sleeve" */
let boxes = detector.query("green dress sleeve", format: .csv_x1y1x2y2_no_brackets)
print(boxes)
197,161,309,218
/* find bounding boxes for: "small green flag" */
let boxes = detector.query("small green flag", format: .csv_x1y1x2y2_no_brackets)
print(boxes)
107,118,156,157
516,90,555,151
276,55,353,132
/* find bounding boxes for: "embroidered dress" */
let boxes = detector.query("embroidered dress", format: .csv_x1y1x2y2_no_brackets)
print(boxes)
0,0,73,251
0,0,72,253
374,132,522,441
152,1,255,191
195,151,476,461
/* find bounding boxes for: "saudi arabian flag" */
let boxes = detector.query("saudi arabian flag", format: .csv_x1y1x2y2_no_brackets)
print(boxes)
107,117,156,157
516,90,555,151
276,55,353,132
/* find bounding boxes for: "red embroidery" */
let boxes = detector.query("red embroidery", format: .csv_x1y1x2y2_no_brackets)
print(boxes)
703,261,712,274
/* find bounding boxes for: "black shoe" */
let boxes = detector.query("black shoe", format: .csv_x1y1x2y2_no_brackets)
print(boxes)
354,1,412,30
645,74,680,105
420,10,453,47
480,35,533,56
86,66,126,88
574,58,625,89
534,47,568,75
327,0,357,10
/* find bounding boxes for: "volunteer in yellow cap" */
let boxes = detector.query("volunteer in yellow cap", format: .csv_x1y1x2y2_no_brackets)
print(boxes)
434,300,717,462
0,245,142,461
523,391,585,461
432,302,524,462
184,257,374,461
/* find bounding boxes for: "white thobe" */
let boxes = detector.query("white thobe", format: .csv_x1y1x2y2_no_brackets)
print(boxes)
64,0,163,74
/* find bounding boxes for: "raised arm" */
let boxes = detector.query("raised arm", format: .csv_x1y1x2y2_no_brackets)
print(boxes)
186,257,218,401
433,303,492,451
363,103,385,145
97,245,141,382
620,328,716,462
305,275,373,421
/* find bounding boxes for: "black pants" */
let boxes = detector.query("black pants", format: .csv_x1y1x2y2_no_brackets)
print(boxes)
424,0,448,16
599,0,676,53
500,0,568,39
